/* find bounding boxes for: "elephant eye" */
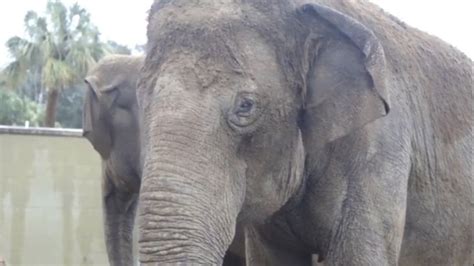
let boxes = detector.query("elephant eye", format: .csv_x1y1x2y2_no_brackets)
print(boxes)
227,93,262,133
236,98,254,117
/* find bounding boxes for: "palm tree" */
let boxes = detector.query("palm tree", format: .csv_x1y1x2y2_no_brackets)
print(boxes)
3,1,108,127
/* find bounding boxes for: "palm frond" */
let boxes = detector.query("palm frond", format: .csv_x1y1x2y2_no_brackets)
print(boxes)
2,61,28,89
24,11,39,38
24,11,49,41
69,3,91,30
47,1,68,46
23,41,44,67
4,1,118,94
4,36,42,88
6,36,29,59
42,58,74,91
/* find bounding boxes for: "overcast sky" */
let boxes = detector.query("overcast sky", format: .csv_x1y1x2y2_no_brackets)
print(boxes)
0,0,472,68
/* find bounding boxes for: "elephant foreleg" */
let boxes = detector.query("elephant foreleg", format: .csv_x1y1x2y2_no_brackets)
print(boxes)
102,176,138,266
322,129,411,266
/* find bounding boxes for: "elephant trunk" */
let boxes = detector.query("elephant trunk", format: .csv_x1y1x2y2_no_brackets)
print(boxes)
137,100,244,264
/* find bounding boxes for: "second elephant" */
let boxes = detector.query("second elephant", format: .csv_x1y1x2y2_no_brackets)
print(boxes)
82,54,143,266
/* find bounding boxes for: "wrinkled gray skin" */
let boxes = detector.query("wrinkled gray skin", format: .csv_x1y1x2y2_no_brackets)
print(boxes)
137,0,473,265
82,55,143,266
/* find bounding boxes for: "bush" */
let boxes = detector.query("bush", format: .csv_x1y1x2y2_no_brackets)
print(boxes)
0,89,44,126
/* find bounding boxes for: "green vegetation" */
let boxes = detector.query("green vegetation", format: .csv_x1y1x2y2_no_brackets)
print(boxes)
0,0,133,128
0,89,43,126
55,85,85,128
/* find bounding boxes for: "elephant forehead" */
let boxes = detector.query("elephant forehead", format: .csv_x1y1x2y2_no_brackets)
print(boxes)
147,0,275,49
154,53,258,96
150,0,243,27
90,63,141,91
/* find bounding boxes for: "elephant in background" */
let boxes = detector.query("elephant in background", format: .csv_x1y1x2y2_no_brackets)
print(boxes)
82,55,143,266
136,0,472,265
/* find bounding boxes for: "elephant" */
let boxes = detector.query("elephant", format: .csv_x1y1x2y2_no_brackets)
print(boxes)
136,0,473,265
82,54,144,266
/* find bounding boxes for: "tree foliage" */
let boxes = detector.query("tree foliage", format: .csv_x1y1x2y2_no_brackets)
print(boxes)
55,85,85,128
1,0,113,127
0,89,43,126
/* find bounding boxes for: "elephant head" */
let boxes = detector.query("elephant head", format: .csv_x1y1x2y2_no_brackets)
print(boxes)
83,55,143,161
137,1,389,264
82,54,144,266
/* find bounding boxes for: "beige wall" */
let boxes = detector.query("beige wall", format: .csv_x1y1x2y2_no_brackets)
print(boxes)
0,134,107,265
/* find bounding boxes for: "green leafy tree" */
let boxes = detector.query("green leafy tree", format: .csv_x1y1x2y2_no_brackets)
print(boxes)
0,89,43,126
55,84,85,128
2,1,108,127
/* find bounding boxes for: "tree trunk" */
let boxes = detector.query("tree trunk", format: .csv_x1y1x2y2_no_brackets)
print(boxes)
44,89,59,127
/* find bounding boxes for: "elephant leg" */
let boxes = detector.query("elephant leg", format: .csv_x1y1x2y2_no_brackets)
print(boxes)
321,130,411,265
244,225,311,266
102,176,138,266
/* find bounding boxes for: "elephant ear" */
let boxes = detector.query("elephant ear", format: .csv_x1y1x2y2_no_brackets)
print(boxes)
82,76,98,134
297,4,390,146
82,76,113,158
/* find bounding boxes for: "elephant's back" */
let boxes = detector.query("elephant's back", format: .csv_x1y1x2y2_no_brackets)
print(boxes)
303,1,473,264
346,2,473,265
317,0,472,143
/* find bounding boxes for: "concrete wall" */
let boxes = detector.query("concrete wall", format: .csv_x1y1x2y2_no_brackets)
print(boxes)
0,129,108,265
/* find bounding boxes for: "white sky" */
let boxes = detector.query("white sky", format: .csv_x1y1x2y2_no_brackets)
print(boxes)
0,0,472,68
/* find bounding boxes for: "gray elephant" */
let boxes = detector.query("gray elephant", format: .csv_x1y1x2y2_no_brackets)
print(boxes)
82,55,143,266
136,0,473,265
